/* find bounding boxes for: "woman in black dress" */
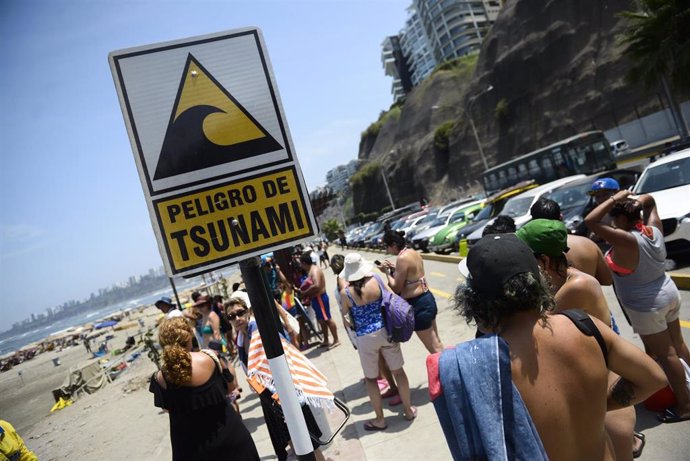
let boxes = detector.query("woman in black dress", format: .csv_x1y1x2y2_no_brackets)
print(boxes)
149,317,259,460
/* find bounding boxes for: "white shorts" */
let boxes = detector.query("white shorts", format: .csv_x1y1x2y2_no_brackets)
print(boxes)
624,295,681,336
355,328,404,379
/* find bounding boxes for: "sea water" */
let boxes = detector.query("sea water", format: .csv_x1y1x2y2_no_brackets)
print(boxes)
0,274,231,356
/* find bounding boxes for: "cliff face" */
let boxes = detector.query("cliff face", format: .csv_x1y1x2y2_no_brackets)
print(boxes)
352,0,669,216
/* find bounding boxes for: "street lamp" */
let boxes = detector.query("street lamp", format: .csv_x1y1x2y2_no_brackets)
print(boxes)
465,85,494,170
379,150,396,210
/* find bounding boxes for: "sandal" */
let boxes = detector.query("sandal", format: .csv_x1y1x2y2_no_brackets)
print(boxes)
404,406,417,421
657,408,690,424
380,388,398,399
632,432,645,459
363,420,387,431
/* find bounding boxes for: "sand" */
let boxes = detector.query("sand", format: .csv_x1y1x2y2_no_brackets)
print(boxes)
0,307,161,436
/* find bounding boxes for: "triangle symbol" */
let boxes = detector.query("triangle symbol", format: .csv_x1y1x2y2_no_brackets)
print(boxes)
153,53,283,180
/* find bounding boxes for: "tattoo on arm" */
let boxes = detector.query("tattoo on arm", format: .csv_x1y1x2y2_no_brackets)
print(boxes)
610,377,635,406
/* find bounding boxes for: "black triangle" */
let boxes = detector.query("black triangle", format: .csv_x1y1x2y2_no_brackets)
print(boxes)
153,54,283,181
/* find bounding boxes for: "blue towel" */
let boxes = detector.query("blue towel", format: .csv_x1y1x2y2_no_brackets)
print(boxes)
430,335,548,461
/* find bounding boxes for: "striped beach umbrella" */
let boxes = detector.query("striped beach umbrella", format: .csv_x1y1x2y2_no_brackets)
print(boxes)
247,332,334,409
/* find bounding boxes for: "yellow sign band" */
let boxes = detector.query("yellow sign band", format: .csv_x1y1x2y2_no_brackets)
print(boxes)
156,168,311,272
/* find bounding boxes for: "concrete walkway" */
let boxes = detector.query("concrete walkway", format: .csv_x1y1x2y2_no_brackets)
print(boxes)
233,248,690,460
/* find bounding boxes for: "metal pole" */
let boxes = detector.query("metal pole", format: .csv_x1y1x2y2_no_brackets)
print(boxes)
168,277,182,309
467,115,489,170
239,256,316,461
379,164,395,210
465,85,493,170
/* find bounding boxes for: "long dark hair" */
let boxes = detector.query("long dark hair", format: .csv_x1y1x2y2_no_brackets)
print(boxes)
383,230,406,250
349,277,369,297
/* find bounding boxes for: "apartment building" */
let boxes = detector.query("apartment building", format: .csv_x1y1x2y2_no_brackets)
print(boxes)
383,0,503,100
326,159,360,194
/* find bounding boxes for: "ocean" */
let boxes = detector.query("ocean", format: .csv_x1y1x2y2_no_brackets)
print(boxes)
0,275,226,356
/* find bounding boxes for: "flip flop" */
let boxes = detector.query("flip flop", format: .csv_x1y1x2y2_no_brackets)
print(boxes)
318,342,330,349
328,341,341,349
404,406,417,421
380,387,398,399
377,378,390,392
657,408,690,424
633,432,645,459
363,421,387,431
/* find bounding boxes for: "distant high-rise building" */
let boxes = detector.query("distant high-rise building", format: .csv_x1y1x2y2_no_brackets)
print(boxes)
381,35,414,102
383,0,503,96
399,4,438,87
326,159,360,194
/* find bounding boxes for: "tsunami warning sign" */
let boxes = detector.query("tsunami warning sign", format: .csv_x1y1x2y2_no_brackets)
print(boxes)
109,28,317,276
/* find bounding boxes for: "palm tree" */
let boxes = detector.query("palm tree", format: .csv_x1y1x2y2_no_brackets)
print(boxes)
620,0,690,140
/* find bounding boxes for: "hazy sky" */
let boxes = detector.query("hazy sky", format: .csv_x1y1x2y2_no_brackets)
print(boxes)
0,0,409,327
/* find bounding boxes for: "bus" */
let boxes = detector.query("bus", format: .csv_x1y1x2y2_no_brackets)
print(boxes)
481,131,615,195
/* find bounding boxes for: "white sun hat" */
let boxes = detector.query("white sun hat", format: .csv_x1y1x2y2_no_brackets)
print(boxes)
341,253,375,282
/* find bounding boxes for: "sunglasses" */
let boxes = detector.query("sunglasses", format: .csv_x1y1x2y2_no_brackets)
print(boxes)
227,309,247,321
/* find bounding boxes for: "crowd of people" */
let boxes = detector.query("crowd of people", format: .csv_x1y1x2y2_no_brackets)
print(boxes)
147,177,688,460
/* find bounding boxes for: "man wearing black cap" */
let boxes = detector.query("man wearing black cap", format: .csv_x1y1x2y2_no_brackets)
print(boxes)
155,296,182,320
431,233,665,460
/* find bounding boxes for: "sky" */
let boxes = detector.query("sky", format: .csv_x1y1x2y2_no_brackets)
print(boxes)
0,0,410,327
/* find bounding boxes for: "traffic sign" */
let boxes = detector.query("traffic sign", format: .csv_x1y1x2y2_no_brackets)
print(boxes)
109,28,317,276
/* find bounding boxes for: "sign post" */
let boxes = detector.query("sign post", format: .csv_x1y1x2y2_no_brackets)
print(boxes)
109,27,318,459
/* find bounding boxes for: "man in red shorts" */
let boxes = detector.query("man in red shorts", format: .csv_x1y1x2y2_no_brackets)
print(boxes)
299,252,340,348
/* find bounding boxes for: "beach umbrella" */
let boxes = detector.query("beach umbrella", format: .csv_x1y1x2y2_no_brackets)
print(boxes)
247,332,333,409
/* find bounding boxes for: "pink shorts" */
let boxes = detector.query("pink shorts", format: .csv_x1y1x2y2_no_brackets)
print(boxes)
355,328,404,379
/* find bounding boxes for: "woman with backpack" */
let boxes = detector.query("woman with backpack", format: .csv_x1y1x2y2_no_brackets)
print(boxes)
340,253,417,430
381,230,444,353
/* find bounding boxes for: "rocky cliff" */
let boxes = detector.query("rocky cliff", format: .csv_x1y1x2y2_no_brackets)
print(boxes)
351,0,676,217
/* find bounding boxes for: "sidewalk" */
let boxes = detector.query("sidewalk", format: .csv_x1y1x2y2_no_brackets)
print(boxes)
237,250,470,461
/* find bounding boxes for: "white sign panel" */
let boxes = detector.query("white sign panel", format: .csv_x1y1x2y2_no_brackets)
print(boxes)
109,28,317,277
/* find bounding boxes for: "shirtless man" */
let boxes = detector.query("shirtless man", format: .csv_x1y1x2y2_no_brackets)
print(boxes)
517,219,643,460
299,253,340,348
443,233,665,460
380,229,443,353
530,197,612,285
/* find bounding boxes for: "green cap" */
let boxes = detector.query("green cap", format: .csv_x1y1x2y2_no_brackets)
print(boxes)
516,219,569,257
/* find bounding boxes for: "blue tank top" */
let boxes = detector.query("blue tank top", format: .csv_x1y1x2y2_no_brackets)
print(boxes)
345,286,384,337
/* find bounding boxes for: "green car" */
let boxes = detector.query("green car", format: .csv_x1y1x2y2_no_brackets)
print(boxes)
428,201,484,254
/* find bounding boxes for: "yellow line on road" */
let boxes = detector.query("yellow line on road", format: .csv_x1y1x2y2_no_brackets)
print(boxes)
681,320,690,329
430,287,453,300
430,271,447,277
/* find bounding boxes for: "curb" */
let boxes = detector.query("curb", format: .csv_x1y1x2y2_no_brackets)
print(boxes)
671,273,690,291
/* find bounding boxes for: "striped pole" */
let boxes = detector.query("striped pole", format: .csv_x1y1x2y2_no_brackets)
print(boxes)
239,256,316,461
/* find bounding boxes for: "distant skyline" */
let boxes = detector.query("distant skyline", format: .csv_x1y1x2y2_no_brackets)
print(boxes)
0,0,410,326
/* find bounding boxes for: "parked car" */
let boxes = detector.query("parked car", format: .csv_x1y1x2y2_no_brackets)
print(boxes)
542,168,641,235
397,208,433,238
410,206,467,252
464,175,587,246
632,148,690,256
428,200,484,254
455,181,539,247
611,139,631,157
348,222,375,248
405,210,440,240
